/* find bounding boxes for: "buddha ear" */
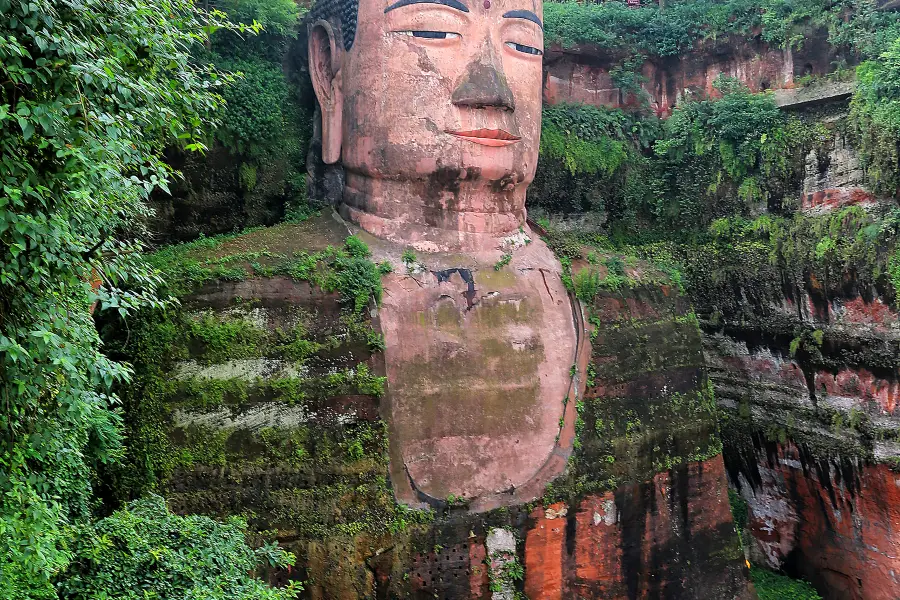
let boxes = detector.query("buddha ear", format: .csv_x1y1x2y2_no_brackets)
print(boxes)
309,20,344,164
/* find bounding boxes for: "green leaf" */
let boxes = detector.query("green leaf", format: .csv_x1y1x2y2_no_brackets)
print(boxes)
19,120,34,140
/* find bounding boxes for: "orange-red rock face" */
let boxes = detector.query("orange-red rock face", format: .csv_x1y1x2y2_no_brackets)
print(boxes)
541,27,849,122
703,271,900,599
390,457,750,600
734,441,900,600
542,37,821,115
524,457,753,600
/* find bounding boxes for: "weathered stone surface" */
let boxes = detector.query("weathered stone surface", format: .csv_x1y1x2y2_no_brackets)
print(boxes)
524,457,752,600
486,528,518,600
376,235,580,507
151,146,292,243
520,277,751,599
713,311,900,600
800,127,875,214
730,439,900,600
695,222,900,598
543,33,839,116
773,81,856,109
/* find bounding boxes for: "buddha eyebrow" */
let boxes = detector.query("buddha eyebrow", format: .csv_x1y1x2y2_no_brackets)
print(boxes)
385,0,470,13
502,9,543,29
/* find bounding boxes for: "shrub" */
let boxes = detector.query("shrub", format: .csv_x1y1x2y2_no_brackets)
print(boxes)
852,38,900,196
345,235,372,258
750,568,822,600
217,0,300,36
57,495,300,600
214,57,290,156
573,268,602,303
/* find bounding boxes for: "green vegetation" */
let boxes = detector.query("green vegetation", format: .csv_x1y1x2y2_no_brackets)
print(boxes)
751,568,822,600
544,0,900,58
5,0,900,594
214,57,296,157
852,37,900,195
534,1,900,240
671,207,898,323
146,231,384,312
0,0,298,596
402,248,418,266
216,0,301,36
58,495,299,600
202,0,315,224
532,78,822,234
533,103,658,216
187,312,268,363
655,76,811,213
487,546,525,596
728,488,749,532
570,258,632,302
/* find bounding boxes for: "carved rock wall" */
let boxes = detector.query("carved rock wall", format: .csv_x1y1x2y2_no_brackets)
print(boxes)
120,216,751,598
542,33,840,116
525,457,749,600
151,137,297,243
727,438,900,600
519,279,751,599
694,233,900,598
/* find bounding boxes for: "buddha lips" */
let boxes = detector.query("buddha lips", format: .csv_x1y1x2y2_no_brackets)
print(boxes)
445,128,521,147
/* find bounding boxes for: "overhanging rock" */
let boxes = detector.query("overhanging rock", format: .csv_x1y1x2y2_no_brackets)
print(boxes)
773,80,856,110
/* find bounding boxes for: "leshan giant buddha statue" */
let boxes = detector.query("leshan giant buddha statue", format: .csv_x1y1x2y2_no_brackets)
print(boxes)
307,0,584,511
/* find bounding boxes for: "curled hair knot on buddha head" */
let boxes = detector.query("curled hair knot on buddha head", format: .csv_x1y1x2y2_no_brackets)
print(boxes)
307,0,360,51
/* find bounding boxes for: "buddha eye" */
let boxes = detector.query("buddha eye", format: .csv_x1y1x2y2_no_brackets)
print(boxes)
397,31,461,40
505,41,542,56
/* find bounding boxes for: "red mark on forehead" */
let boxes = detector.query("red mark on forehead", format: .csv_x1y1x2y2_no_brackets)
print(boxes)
483,0,491,8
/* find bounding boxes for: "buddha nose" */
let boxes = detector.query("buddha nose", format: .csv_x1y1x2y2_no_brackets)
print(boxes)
451,42,515,111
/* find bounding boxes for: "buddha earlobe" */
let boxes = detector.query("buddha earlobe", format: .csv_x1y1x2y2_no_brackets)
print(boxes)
309,20,344,164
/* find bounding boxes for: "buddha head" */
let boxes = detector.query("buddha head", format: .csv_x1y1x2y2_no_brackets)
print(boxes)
307,0,544,251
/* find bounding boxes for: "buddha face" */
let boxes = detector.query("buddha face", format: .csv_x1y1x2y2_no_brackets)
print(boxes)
308,0,543,235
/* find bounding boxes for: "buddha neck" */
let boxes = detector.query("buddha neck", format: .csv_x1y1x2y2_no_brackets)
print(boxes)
339,170,528,254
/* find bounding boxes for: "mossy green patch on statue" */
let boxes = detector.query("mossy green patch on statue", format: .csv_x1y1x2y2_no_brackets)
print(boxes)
476,268,518,290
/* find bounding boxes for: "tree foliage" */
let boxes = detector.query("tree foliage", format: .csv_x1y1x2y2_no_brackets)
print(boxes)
852,37,900,195
57,495,299,600
531,103,662,217
203,0,313,219
530,80,817,235
653,77,811,223
543,0,900,57
216,0,300,36
214,57,291,156
0,0,281,597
